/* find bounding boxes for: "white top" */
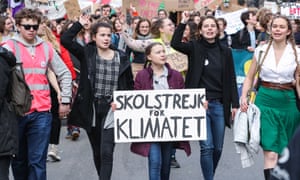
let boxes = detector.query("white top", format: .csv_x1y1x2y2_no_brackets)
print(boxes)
255,43,300,83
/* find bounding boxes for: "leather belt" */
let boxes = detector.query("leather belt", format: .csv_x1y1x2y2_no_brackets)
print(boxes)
261,81,294,90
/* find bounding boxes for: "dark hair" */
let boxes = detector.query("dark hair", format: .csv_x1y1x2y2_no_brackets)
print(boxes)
144,42,163,67
217,17,227,27
0,16,10,33
14,8,41,25
60,20,75,35
240,10,256,26
186,21,198,41
133,18,151,38
204,9,214,16
157,9,168,17
198,16,219,39
131,16,142,24
112,18,123,32
90,22,113,37
101,4,111,12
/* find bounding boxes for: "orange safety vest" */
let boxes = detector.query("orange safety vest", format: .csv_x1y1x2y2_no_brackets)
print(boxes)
5,40,54,113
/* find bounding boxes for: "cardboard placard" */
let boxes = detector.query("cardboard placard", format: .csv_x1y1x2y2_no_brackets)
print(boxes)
114,89,207,143
122,0,162,19
64,0,81,20
165,0,194,11
166,52,188,73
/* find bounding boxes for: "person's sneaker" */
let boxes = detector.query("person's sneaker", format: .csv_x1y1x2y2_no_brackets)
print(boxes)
71,127,80,141
48,144,61,162
170,158,180,168
65,128,72,139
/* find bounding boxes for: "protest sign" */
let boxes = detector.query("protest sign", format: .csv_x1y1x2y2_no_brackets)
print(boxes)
114,89,207,143
166,52,188,73
164,0,194,11
64,0,81,20
122,0,161,19
25,0,93,20
281,2,300,19
215,8,248,35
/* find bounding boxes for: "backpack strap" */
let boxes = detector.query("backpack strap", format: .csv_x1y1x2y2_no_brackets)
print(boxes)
12,40,21,64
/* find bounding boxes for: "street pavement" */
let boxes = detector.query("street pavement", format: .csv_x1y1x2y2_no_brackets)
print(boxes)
10,125,264,180
44,125,264,180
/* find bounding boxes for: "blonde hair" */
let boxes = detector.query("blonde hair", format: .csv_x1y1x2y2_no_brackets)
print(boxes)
41,26,61,54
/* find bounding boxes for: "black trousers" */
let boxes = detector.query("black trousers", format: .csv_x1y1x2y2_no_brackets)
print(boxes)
0,156,11,180
49,86,61,145
87,100,115,180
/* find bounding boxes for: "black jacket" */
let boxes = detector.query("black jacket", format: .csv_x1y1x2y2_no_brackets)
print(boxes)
231,27,259,50
61,22,134,131
171,23,239,127
0,46,18,156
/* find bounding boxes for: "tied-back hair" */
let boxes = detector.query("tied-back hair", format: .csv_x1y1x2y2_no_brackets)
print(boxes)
198,16,220,40
151,18,167,39
90,22,113,38
261,15,298,67
143,42,163,68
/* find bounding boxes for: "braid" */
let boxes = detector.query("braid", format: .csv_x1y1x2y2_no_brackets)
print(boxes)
290,34,298,65
257,38,273,74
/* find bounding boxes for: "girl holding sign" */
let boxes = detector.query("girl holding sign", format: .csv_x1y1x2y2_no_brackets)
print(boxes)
171,12,239,180
131,42,191,180
61,14,134,180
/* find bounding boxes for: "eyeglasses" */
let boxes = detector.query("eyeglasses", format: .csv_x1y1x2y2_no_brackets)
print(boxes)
20,24,39,31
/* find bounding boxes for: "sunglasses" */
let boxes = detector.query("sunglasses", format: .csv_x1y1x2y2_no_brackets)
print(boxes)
20,24,39,30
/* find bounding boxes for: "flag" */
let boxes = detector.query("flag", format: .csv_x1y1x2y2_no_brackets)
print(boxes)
231,49,254,96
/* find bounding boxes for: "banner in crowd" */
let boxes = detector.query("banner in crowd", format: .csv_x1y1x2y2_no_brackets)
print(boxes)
281,2,300,19
114,89,207,143
215,8,248,35
263,1,278,14
122,0,161,19
231,49,254,96
25,0,93,20
164,0,194,11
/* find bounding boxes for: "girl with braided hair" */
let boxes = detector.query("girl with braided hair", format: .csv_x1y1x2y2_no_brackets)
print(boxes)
240,15,300,180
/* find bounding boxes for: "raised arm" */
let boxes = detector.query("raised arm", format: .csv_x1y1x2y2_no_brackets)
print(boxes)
170,12,193,55
120,31,153,52
61,15,90,60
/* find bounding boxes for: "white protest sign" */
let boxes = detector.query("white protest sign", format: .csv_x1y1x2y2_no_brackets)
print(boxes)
281,3,300,19
114,89,207,143
263,1,278,14
215,8,248,35
25,0,93,20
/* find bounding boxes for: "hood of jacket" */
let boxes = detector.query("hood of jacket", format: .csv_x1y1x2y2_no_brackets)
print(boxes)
11,33,44,48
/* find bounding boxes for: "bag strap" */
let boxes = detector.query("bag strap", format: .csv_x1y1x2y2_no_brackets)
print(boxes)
255,50,264,77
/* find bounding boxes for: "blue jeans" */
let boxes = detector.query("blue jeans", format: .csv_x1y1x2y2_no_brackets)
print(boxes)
12,112,52,180
200,101,225,180
148,142,173,180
